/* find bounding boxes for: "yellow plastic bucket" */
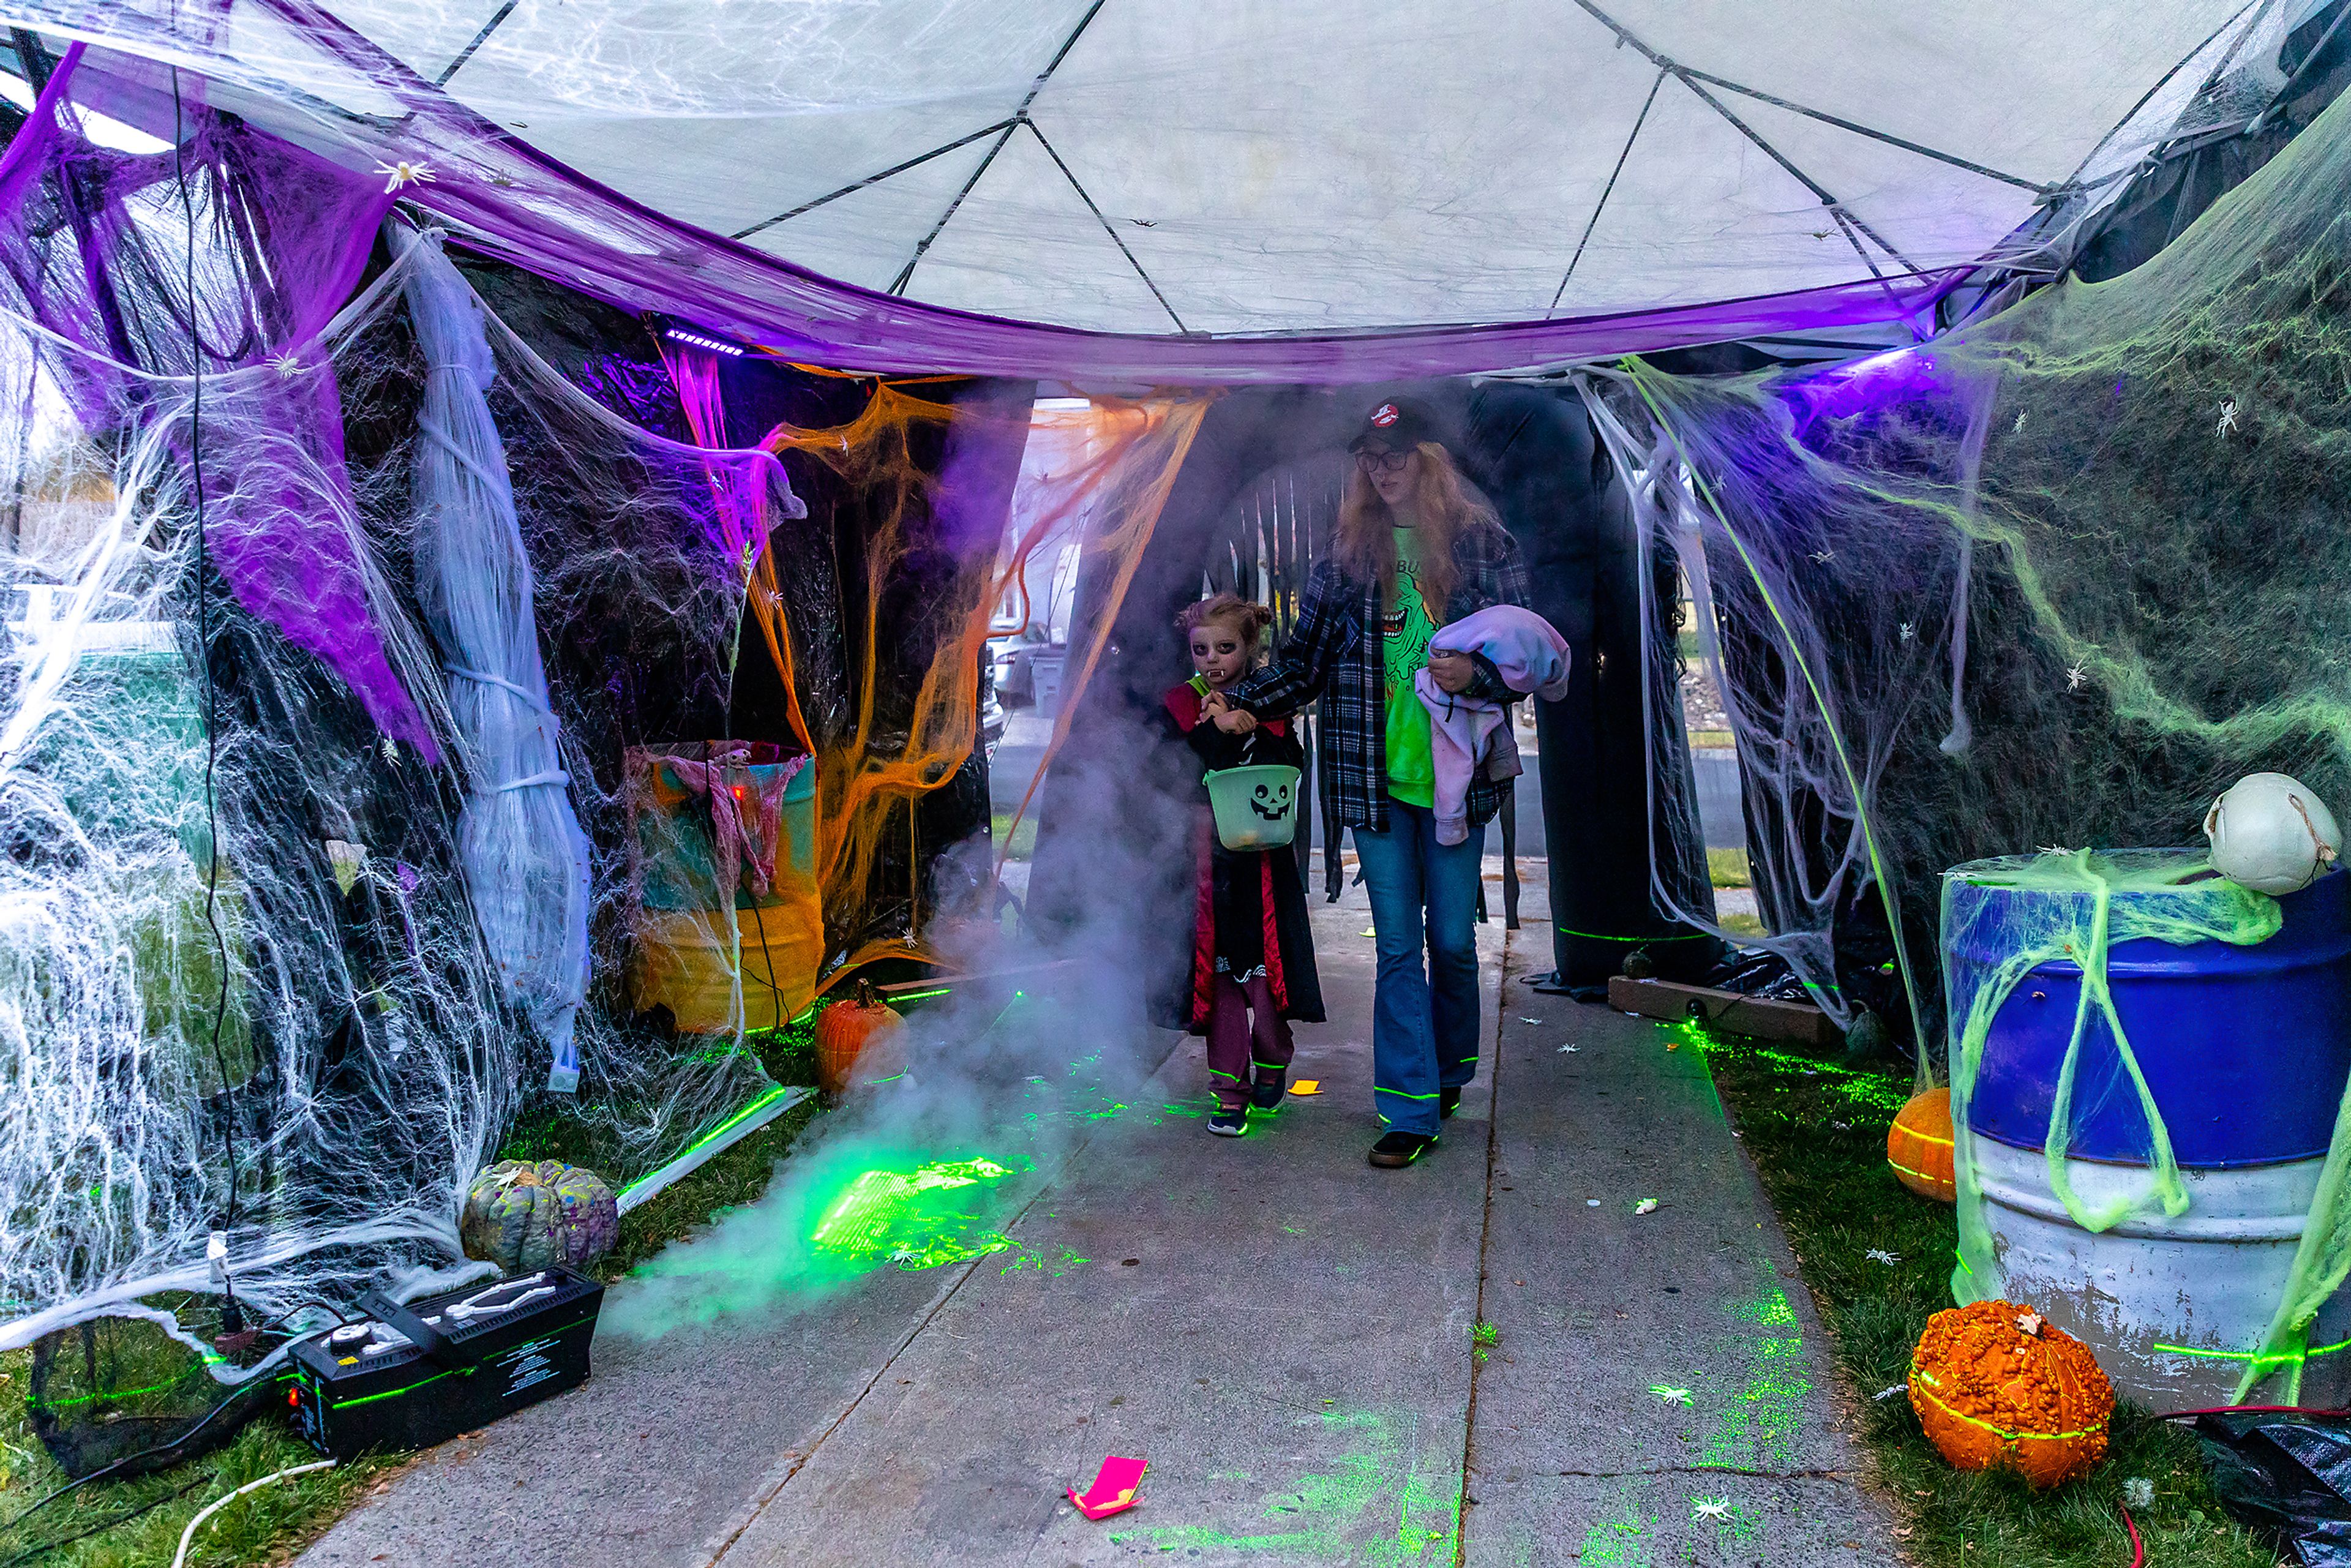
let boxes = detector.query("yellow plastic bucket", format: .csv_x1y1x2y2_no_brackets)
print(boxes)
629,902,820,1033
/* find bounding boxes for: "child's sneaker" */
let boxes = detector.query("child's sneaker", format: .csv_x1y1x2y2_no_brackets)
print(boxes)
1208,1108,1248,1137
1250,1077,1286,1110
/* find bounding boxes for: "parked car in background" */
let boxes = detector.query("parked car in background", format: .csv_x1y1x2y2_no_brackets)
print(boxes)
979,653,1006,759
990,637,1068,719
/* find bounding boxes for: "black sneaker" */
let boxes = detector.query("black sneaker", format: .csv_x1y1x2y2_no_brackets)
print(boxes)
1439,1086,1462,1119
1208,1108,1248,1138
1368,1131,1435,1168
1250,1078,1286,1110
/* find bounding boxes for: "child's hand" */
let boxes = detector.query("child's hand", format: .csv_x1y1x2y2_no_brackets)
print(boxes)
1213,708,1258,735
1199,691,1231,718
1428,650,1477,694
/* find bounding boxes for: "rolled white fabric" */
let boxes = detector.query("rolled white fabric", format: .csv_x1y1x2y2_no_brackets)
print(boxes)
397,223,592,1092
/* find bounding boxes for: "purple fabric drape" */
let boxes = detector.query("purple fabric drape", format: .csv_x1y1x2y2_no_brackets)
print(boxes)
40,15,1955,386
0,44,432,756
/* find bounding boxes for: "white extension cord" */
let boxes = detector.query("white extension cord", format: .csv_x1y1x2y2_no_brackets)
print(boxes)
170,1458,337,1568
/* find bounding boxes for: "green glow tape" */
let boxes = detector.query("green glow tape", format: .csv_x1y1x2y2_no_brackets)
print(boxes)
2151,1335,2351,1364
1907,1371,2108,1444
615,1082,811,1215
1556,926,1712,942
888,987,954,1003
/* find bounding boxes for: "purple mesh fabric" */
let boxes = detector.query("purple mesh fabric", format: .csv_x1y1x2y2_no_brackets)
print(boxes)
0,43,434,755
36,14,1959,385
652,338,808,569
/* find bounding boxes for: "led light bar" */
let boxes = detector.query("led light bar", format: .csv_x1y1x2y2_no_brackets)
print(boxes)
662,324,746,357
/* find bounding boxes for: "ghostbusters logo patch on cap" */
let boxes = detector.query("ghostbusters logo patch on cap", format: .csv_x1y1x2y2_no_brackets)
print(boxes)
1370,402,1400,427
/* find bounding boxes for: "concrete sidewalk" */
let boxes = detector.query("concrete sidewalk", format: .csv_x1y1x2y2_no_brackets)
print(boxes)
302,872,1898,1568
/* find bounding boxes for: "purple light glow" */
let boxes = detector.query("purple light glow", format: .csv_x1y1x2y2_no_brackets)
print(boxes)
1780,345,1957,427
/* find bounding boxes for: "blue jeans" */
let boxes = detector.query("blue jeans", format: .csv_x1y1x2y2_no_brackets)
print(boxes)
1352,798,1483,1136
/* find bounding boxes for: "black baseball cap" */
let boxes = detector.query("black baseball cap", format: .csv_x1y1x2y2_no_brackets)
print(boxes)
1348,397,1439,454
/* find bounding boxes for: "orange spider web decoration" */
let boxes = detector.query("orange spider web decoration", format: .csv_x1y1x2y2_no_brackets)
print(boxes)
741,384,1209,991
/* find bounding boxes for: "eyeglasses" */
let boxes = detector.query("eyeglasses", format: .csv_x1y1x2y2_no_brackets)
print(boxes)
1355,449,1412,476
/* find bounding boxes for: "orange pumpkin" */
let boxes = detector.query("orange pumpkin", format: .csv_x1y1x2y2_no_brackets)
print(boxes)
1909,1299,2113,1488
1888,1087,1957,1202
816,981,902,1098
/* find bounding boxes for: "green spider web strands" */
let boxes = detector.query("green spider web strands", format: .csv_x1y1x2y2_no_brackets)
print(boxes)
1621,358,1931,1057
1586,86,2351,1402
1586,82,2351,1088
1939,852,2284,1321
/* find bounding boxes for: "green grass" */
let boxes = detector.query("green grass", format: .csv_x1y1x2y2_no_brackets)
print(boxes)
1697,1022,2274,1567
1689,729,1734,750
0,1346,397,1568
1708,846,1752,889
500,1013,825,1282
989,812,1039,861
0,1019,831,1567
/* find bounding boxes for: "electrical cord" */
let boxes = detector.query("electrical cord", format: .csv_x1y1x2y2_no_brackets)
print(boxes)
170,63,244,1332
178,78,239,1189
0,1472,209,1568
2,1376,259,1532
253,1299,350,1334
170,1459,335,1568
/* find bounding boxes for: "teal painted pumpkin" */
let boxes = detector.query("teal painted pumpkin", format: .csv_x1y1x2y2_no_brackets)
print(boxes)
460,1160,618,1273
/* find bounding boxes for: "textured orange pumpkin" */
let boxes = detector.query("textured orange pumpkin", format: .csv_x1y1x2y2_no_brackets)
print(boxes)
1888,1087,1957,1202
1909,1299,2113,1488
816,981,901,1098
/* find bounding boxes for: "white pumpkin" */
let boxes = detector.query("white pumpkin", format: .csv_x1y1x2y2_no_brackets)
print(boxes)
2203,773,2342,894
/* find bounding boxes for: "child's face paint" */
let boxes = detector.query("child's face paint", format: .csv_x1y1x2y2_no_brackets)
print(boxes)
1190,625,1251,690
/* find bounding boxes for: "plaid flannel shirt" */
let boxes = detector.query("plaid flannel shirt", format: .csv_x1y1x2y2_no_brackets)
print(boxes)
1228,527,1531,833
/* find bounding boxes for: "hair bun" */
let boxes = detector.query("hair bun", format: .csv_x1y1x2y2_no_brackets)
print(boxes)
1179,590,1272,647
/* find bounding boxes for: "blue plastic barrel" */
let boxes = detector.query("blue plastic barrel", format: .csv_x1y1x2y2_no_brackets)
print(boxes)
1944,854,2351,1406
1962,861,2351,1166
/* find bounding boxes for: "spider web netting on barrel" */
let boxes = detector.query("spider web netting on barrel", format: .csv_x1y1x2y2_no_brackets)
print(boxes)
1577,81,2351,1395
0,75,820,1360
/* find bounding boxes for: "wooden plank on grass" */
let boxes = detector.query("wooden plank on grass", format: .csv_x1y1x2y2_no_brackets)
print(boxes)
875,958,1085,1003
1607,975,1841,1047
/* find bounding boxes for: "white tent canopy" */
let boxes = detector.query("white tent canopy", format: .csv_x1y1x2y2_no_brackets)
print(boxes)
6,1,2309,350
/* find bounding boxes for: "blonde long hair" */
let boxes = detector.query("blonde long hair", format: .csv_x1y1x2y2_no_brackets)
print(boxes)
1332,441,1499,624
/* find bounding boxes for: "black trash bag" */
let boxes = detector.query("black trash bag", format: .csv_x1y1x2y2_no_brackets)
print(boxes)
2196,1411,2351,1565
28,1315,269,1480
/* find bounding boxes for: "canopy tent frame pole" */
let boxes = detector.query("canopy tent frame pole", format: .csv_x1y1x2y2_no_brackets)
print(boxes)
1021,119,1187,333
733,119,1019,239
1552,64,1668,315
888,0,1111,297
435,0,520,87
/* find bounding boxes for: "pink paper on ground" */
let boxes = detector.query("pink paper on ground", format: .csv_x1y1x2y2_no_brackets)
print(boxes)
1069,1455,1147,1520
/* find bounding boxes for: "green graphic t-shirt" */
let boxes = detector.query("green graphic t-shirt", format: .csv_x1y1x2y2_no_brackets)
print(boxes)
1382,526,1437,808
